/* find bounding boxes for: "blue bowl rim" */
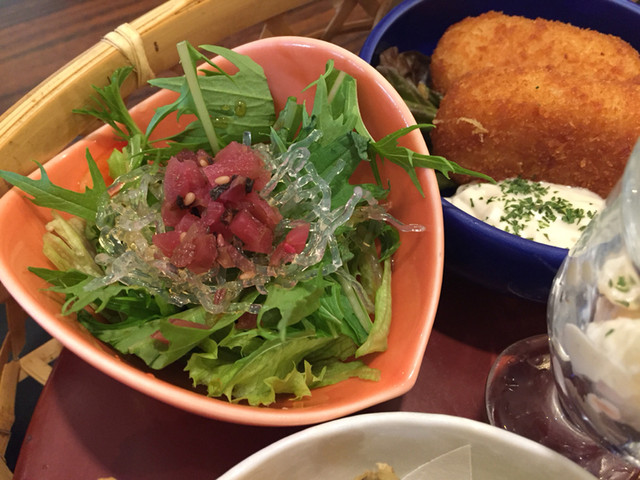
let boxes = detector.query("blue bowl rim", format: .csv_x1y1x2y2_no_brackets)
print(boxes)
360,0,640,63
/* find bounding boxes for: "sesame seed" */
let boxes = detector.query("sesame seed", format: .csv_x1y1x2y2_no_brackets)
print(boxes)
214,175,231,185
183,192,196,206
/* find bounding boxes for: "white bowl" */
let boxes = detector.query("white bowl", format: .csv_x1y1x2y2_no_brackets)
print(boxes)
219,412,596,479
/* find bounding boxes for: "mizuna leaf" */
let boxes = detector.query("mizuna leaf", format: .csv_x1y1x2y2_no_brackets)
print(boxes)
0,152,107,222
371,124,494,195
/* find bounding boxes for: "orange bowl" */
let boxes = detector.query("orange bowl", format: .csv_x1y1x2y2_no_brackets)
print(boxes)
0,37,443,426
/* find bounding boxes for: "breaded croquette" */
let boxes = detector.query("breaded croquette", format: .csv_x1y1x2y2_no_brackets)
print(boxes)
430,11,640,94
430,66,640,198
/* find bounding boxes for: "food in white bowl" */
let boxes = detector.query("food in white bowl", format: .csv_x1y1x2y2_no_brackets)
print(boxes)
218,412,597,479
355,446,473,480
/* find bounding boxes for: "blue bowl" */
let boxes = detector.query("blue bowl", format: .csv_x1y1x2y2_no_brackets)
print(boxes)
360,0,640,303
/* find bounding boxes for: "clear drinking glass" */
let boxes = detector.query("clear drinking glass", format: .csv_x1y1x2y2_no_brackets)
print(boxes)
486,139,640,480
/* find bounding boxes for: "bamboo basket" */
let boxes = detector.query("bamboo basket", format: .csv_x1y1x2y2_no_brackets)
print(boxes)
0,0,399,476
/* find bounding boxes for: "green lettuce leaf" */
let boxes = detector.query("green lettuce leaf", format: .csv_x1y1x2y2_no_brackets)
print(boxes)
80,306,241,369
186,329,376,406
356,258,392,357
257,273,329,339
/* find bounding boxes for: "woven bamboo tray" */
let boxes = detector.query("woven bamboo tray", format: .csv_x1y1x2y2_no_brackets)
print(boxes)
0,0,398,476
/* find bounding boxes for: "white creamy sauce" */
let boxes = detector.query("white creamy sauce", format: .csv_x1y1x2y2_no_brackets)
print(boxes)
447,178,604,248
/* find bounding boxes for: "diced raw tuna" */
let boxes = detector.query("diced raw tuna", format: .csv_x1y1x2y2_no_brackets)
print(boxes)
283,222,310,253
175,149,213,167
164,157,210,205
152,230,182,258
229,210,273,254
217,176,250,207
245,191,282,229
157,145,295,275
204,142,271,190
235,312,258,330
188,234,218,274
161,202,185,228
200,199,225,228
161,156,211,227
215,235,256,274
270,222,310,266
150,330,170,345
168,223,217,273
175,212,201,233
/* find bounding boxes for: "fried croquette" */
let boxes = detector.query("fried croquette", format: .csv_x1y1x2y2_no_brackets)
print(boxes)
430,11,640,94
430,66,640,198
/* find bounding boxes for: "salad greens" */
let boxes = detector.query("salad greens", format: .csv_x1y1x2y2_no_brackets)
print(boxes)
374,47,462,192
0,41,486,406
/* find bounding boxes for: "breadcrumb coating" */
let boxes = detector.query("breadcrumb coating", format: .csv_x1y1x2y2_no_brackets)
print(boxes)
430,11,640,95
431,66,640,198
